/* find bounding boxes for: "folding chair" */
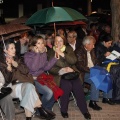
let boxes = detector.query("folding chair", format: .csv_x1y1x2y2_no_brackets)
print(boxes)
56,92,77,108
0,107,5,120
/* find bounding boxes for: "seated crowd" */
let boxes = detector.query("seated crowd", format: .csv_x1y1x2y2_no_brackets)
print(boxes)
0,25,119,120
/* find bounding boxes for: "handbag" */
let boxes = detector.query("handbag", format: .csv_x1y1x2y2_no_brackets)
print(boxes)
0,87,12,100
61,71,79,80
37,72,64,100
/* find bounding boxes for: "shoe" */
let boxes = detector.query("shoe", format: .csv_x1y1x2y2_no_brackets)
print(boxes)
61,112,68,118
26,117,31,120
83,112,91,120
45,109,56,116
102,98,115,105
44,109,56,119
89,100,102,110
38,107,54,120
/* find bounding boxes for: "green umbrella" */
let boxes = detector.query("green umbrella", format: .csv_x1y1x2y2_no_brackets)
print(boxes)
26,7,87,25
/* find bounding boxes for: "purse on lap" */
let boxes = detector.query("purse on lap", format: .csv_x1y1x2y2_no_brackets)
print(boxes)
61,71,79,80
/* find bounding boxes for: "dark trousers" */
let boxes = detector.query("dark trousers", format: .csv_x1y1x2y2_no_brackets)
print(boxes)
60,78,88,114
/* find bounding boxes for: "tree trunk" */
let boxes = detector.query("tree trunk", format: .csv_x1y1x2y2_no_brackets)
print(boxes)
111,0,120,41
87,0,92,16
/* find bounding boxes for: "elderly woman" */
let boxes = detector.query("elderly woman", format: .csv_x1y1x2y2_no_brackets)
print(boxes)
0,40,53,120
47,35,91,119
24,35,58,117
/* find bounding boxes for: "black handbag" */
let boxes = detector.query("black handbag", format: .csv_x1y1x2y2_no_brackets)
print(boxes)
0,87,12,100
61,71,79,80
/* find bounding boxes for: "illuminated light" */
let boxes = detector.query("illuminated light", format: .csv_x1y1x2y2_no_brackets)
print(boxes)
92,11,97,14
0,0,3,4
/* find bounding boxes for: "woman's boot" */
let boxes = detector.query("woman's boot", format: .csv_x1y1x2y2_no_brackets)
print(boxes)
26,117,32,120
38,107,55,120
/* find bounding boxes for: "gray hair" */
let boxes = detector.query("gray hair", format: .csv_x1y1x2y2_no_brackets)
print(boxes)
82,36,95,45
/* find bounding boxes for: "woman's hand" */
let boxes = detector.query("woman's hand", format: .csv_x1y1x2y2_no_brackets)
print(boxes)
11,60,18,68
33,46,39,53
6,57,12,71
66,67,74,72
55,52,60,59
55,48,64,57
6,57,12,65
58,67,74,75
104,52,111,57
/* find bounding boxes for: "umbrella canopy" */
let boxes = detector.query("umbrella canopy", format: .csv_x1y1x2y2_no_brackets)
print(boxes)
9,15,31,24
0,24,32,40
9,16,28,24
90,66,112,93
50,21,86,26
40,21,86,30
26,7,87,26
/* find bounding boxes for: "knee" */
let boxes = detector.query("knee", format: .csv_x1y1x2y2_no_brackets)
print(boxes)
26,83,35,89
44,89,53,100
48,89,53,96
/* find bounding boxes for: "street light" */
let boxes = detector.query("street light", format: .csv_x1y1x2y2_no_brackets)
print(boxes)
0,0,5,24
0,0,3,4
0,0,3,16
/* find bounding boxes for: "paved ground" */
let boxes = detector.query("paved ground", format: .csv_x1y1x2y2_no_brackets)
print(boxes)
1,99,119,120
0,93,120,120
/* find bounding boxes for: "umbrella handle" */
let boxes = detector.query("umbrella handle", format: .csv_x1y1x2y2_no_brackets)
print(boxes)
54,23,56,37
1,36,6,50
52,0,54,7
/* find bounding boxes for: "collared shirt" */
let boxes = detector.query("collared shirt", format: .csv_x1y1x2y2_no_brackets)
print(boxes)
87,51,94,68
69,41,76,51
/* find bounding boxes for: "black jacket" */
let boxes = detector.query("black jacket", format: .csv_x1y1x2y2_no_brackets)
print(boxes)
95,43,112,64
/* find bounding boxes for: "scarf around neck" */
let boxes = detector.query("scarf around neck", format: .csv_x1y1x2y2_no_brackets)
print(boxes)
53,45,66,52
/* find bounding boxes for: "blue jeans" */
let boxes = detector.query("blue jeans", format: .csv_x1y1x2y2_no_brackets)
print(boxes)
84,73,112,101
34,80,55,110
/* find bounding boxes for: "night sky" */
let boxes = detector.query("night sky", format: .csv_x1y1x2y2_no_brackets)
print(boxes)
2,0,111,18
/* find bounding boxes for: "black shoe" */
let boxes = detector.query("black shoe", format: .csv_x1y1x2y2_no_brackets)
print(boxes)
83,112,91,120
26,117,31,120
45,109,56,116
61,112,68,118
102,98,115,105
44,109,56,119
38,107,54,120
89,100,102,110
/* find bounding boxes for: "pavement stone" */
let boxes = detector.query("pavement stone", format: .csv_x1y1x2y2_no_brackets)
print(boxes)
0,93,120,120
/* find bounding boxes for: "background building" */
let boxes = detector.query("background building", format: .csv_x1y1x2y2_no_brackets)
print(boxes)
0,0,110,23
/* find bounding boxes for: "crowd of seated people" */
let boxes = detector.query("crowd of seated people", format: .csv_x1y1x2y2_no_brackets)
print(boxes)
0,40,55,120
0,24,120,120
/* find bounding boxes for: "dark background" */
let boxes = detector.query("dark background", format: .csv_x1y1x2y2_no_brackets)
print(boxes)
2,0,110,18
